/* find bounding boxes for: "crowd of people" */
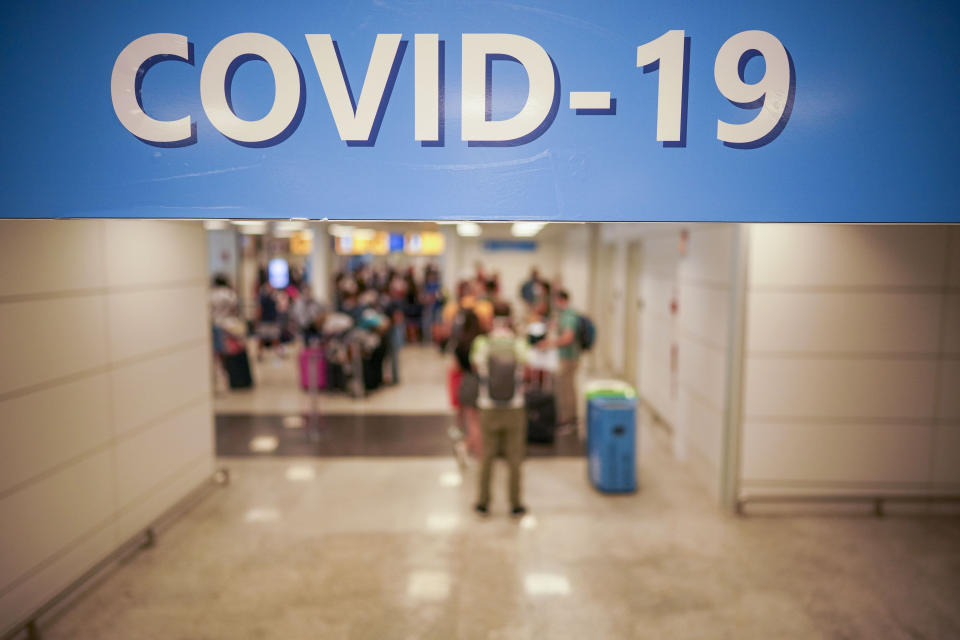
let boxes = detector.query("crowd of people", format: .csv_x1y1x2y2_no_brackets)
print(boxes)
210,260,594,516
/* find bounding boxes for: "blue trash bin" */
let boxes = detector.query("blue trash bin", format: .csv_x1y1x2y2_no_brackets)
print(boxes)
586,390,637,493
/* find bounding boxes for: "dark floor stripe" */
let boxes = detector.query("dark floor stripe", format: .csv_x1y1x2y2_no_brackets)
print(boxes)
215,413,584,458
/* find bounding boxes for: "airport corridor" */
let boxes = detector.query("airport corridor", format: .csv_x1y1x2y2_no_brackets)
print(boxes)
3,220,959,640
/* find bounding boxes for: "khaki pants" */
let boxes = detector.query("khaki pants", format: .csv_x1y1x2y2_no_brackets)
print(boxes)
557,358,579,426
476,405,526,509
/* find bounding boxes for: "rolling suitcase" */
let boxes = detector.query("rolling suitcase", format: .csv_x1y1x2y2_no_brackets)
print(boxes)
223,350,253,389
326,360,347,391
525,389,557,443
362,341,386,391
299,347,327,391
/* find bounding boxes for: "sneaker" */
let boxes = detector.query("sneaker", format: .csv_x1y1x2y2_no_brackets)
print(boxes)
510,505,527,517
474,504,489,516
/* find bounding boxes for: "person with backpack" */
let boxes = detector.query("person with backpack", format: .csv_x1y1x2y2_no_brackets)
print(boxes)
541,289,588,430
471,302,529,517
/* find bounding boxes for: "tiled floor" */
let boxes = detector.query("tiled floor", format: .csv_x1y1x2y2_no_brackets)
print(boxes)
42,419,960,640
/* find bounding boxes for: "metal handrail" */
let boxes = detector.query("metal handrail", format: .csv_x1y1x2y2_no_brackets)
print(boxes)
737,493,960,517
1,468,229,640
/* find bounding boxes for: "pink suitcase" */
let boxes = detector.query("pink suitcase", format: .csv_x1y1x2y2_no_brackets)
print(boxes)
299,347,327,390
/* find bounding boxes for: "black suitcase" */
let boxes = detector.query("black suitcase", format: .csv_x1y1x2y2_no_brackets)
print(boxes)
525,390,557,443
223,350,253,389
326,360,348,391
361,341,387,391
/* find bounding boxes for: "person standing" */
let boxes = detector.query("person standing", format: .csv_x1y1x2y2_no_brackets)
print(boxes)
453,308,485,458
256,281,281,361
550,290,581,429
403,267,423,343
291,285,326,345
520,267,541,306
471,303,528,517
422,265,442,344
209,274,238,355
383,276,406,385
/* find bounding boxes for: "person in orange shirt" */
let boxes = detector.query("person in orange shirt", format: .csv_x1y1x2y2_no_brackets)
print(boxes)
473,282,494,332
441,279,493,333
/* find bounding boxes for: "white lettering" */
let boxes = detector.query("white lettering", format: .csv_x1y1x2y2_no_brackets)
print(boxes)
110,33,193,144
305,33,403,143
414,34,440,143
200,33,301,144
461,34,556,143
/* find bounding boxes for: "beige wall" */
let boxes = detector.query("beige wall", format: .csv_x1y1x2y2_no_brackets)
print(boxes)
530,222,960,505
739,225,960,497
599,223,734,499
638,232,680,427
676,224,736,499
559,225,592,322
0,220,213,634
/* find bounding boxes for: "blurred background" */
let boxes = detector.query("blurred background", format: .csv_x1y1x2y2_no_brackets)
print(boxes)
0,220,958,639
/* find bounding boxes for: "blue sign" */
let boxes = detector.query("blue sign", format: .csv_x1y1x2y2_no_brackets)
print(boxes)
484,240,538,252
1,1,958,222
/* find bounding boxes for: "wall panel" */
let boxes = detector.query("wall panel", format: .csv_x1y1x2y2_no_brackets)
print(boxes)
741,422,933,486
0,220,213,636
740,224,955,497
747,292,942,354
0,220,106,298
0,374,112,495
0,296,108,395
749,225,947,288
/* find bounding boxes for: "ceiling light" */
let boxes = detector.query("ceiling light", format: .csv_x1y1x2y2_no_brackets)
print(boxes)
511,221,546,237
276,220,307,230
203,220,228,230
457,222,482,237
233,220,267,235
329,224,355,237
